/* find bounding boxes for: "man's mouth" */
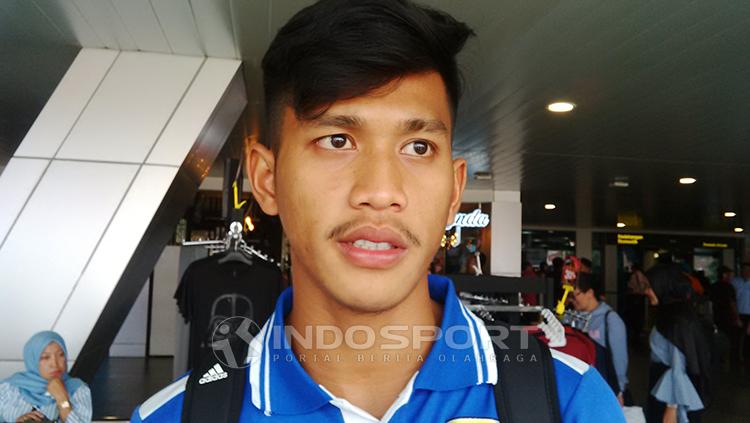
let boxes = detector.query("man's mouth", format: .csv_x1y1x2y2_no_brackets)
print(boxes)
335,226,410,269
351,239,398,251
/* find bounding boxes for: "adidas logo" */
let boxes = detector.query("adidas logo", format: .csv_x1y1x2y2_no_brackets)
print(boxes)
198,363,228,385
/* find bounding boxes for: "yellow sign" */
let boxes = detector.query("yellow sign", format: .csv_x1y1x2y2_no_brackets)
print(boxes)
703,242,728,248
617,234,644,245
233,181,247,209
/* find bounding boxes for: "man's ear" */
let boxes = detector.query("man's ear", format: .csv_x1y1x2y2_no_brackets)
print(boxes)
246,141,279,216
446,157,467,226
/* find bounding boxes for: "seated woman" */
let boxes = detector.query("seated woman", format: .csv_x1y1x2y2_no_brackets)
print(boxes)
0,331,91,422
645,264,712,423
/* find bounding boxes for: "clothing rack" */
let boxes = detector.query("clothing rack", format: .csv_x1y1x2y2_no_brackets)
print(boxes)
447,274,555,309
182,221,279,267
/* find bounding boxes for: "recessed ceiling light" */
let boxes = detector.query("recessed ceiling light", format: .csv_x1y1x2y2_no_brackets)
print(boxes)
610,180,630,188
474,171,493,180
735,227,744,233
617,222,626,228
679,177,697,185
544,203,556,210
654,253,660,259
547,102,576,113
724,211,737,218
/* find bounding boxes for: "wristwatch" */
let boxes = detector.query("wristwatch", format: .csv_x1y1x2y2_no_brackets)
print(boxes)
58,400,71,410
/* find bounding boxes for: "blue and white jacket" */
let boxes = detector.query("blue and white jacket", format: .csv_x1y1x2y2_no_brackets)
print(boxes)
132,275,625,422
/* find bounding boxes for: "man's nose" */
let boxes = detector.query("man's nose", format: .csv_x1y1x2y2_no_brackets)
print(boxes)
348,149,408,212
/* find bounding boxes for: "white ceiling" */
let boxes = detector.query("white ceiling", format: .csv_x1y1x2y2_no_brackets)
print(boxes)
2,0,750,233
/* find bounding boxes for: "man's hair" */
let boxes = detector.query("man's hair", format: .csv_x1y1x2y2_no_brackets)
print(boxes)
579,257,592,269
261,0,475,153
718,265,733,277
576,272,603,298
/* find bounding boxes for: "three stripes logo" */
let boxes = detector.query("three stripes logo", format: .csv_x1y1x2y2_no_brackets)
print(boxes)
198,363,229,385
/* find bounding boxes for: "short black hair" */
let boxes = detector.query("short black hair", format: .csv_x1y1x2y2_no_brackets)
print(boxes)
646,263,693,303
718,265,733,276
577,272,603,298
261,0,475,153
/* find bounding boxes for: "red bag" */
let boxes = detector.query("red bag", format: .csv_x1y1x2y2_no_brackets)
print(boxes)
526,326,597,365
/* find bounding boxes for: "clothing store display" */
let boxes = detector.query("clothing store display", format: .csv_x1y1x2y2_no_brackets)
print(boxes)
174,254,282,371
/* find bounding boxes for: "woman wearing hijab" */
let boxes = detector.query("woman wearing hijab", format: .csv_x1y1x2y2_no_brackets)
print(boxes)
0,331,91,422
645,264,712,423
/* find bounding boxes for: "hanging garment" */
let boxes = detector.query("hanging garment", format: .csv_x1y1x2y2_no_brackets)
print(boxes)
174,254,282,370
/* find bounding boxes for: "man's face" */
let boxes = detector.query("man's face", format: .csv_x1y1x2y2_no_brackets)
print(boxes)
572,288,595,312
248,72,466,313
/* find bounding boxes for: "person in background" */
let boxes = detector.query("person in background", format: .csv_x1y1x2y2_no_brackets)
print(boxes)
646,264,711,423
572,272,629,406
625,263,659,347
521,261,539,306
538,261,548,277
0,331,92,423
731,262,750,363
579,257,593,274
710,265,741,366
552,256,565,303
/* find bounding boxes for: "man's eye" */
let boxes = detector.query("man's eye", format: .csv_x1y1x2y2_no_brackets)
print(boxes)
401,140,434,157
316,134,355,150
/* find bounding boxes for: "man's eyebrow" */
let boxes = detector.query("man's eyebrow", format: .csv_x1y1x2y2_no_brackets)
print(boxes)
401,118,448,134
310,114,363,129
308,115,448,134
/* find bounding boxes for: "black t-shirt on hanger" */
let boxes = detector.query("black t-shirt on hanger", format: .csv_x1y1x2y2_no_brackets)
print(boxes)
174,254,282,370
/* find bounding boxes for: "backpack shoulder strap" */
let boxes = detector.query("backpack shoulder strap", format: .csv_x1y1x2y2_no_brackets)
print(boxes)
181,356,246,423
492,323,562,423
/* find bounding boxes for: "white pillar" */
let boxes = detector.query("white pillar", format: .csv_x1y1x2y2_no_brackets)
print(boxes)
0,49,245,379
575,228,593,260
490,190,522,277
723,248,735,269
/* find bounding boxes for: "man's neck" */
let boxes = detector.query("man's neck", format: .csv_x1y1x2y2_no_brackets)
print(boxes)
286,277,443,419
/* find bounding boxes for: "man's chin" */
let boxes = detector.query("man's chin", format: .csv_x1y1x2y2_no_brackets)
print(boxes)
329,278,416,314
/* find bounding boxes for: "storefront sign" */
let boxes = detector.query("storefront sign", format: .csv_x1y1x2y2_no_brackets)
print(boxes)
446,209,491,230
702,242,728,248
617,234,644,245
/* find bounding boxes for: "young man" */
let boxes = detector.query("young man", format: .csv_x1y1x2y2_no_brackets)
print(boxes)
572,273,628,406
132,0,624,421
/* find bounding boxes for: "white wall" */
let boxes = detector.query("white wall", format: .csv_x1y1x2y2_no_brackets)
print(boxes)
110,279,150,357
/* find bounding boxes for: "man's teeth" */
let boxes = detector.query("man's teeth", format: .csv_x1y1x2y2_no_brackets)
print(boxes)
352,239,395,250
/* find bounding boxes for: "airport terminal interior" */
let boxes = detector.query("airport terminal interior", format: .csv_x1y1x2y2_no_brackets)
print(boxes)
1,0,750,422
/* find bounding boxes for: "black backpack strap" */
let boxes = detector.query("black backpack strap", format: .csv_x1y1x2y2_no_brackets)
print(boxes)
181,353,247,423
492,323,562,423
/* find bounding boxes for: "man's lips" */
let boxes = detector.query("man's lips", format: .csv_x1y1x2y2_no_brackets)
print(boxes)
336,226,408,249
336,226,409,269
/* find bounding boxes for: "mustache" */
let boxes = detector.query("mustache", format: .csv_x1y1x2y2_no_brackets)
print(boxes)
327,218,422,248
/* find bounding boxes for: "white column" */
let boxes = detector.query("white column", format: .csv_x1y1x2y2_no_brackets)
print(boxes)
0,49,244,379
723,248,735,269
490,190,522,277
575,228,593,260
